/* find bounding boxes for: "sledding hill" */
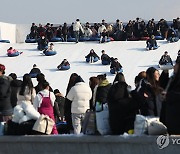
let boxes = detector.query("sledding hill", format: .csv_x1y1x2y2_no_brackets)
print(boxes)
0,40,179,95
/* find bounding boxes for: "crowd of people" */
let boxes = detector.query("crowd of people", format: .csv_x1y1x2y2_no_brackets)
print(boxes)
27,17,180,43
0,49,180,135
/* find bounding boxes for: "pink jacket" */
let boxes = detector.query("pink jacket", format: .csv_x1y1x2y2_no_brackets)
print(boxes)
7,49,18,54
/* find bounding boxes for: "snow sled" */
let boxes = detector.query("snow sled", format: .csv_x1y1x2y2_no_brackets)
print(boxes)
56,121,68,134
43,51,57,56
79,37,90,42
50,37,62,42
67,37,76,42
102,60,110,65
25,39,37,43
58,65,70,70
110,68,123,74
67,37,91,42
167,37,179,43
158,64,173,70
146,45,159,50
0,40,10,43
98,37,112,43
155,36,164,40
29,73,39,78
86,57,99,63
7,52,21,57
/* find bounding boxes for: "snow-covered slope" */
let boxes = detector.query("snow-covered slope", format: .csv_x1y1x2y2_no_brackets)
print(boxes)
0,41,179,95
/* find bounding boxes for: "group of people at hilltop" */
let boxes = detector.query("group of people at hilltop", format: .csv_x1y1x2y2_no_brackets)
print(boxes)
27,17,180,43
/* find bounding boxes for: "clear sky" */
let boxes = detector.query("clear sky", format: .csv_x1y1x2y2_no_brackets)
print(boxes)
0,0,179,24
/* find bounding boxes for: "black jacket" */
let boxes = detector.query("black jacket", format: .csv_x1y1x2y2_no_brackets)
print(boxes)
29,68,41,74
96,82,111,104
110,61,122,70
86,52,100,59
107,81,137,134
0,76,13,116
10,79,22,108
146,38,157,46
163,91,180,134
132,79,163,117
101,54,111,62
159,55,173,65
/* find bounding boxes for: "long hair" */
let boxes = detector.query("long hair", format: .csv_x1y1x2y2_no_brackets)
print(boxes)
66,73,79,96
89,76,99,90
146,67,162,94
113,72,125,84
19,74,34,95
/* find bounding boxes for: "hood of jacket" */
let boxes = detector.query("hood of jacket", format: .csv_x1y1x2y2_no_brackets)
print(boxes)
99,79,110,87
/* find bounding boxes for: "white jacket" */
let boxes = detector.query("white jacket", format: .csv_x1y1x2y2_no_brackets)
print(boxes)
12,101,40,124
98,25,106,34
67,82,92,114
73,21,84,33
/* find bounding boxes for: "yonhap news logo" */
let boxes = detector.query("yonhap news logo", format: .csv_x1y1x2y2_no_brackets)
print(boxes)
157,135,180,149
156,135,170,149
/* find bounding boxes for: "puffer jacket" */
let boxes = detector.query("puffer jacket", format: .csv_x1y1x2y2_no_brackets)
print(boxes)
67,82,92,114
12,101,40,124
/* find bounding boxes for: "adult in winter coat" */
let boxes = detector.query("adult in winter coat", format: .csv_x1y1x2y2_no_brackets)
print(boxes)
29,64,41,78
57,59,70,70
110,58,123,73
46,27,54,41
101,50,111,65
146,35,158,50
62,23,68,42
159,51,173,65
85,49,100,63
95,74,111,104
89,76,99,110
33,81,58,134
0,64,13,122
132,67,164,117
67,76,92,134
9,73,22,108
160,58,180,134
107,73,137,135
37,36,49,51
54,89,65,122
12,74,39,125
73,19,84,43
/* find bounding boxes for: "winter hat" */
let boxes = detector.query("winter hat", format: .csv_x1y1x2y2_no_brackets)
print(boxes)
0,64,5,74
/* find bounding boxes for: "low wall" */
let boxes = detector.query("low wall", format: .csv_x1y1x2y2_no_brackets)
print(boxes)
0,135,179,154
0,22,16,43
16,24,31,43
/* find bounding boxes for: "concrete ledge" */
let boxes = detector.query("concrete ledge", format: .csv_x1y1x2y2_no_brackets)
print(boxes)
0,135,179,154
